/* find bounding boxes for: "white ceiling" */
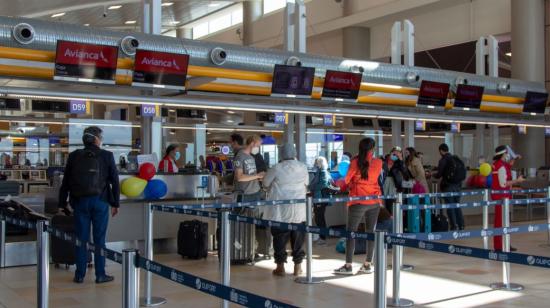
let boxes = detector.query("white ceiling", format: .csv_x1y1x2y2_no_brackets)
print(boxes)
2,0,240,32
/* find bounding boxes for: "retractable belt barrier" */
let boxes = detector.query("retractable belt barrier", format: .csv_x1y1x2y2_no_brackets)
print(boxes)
136,256,298,308
385,235,550,269
401,200,501,210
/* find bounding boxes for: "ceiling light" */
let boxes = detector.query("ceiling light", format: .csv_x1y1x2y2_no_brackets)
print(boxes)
51,13,66,18
83,23,90,26
108,5,122,10
170,21,180,25
161,2,174,6
125,20,136,24
227,111,235,114
505,52,512,57
227,120,234,123
208,3,222,7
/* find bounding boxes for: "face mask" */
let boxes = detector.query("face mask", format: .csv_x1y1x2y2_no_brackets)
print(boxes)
251,147,260,155
174,151,181,161
503,153,511,162
390,154,398,161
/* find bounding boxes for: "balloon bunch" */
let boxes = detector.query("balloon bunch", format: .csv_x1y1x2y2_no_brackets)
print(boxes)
120,163,168,199
467,163,493,188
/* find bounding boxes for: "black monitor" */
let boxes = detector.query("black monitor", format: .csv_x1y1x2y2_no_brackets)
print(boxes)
417,80,450,108
523,91,548,115
454,84,484,110
271,64,315,98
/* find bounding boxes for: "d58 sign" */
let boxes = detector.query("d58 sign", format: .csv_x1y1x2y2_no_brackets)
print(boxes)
133,50,190,90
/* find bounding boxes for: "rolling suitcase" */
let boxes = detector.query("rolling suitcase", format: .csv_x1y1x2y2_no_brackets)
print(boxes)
229,207,256,265
177,220,208,259
50,214,92,269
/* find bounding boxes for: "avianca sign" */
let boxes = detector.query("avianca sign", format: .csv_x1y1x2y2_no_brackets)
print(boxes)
322,70,362,100
55,41,118,68
133,50,189,90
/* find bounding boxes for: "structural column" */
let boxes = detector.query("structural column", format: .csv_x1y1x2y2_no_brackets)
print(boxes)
511,0,546,170
403,120,414,149
176,28,193,39
243,0,263,46
391,120,402,149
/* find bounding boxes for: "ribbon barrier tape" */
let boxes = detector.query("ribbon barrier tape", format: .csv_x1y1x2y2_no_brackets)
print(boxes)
312,194,395,204
152,205,219,219
509,198,550,205
492,188,549,195
386,235,550,269
228,213,375,241
137,256,298,308
404,190,485,199
1,215,37,230
401,200,500,210
394,223,550,241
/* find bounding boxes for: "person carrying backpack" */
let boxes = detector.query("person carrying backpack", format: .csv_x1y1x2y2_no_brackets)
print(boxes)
433,143,466,230
58,126,120,284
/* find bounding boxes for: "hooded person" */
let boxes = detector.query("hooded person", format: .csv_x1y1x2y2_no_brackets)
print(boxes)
262,144,309,277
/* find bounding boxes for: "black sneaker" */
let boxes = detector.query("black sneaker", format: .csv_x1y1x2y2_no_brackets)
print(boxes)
357,264,374,274
95,275,114,284
333,265,353,275
73,276,84,284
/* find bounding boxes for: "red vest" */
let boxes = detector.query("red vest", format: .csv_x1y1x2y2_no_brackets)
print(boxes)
491,159,511,200
344,155,383,206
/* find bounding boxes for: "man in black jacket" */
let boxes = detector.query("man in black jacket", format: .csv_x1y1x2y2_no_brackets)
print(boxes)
433,143,464,230
59,126,120,284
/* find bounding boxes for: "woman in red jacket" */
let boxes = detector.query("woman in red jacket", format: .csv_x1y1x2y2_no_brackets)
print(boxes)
491,145,524,251
158,144,180,173
334,137,383,275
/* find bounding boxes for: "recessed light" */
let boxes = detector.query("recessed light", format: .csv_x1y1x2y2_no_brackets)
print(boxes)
208,3,221,7
108,5,122,10
227,120,234,123
161,2,174,6
51,12,66,18
227,111,235,114
506,52,512,57
83,23,90,26
125,20,136,24
170,21,180,25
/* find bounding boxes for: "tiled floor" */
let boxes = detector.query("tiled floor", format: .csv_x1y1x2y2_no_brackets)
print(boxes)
2,224,550,308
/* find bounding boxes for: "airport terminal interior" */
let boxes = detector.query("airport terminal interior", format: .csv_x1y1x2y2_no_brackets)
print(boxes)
1,0,550,307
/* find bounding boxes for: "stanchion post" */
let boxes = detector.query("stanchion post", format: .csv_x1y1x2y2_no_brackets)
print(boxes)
482,189,489,249
490,198,524,291
389,194,413,307
545,187,550,246
374,231,387,308
36,220,49,308
0,219,5,268
140,203,166,307
123,249,140,308
220,211,231,308
296,196,321,284
397,193,413,271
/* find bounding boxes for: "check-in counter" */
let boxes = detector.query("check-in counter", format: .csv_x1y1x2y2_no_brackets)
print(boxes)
109,172,220,243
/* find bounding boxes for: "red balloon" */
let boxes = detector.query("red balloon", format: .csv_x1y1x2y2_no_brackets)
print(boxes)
139,163,156,181
474,175,486,188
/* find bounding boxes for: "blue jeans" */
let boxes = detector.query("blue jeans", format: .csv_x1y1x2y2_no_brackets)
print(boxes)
72,196,109,279
442,184,464,230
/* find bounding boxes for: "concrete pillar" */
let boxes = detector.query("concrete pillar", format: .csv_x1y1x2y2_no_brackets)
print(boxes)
295,115,307,163
403,120,414,149
391,120,402,149
473,124,485,167
194,124,206,168
176,28,193,39
283,115,295,145
511,0,546,170
490,125,500,158
243,0,263,46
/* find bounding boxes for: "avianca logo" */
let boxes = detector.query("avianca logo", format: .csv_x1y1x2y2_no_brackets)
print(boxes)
423,86,445,96
141,57,181,70
64,48,109,63
329,76,357,87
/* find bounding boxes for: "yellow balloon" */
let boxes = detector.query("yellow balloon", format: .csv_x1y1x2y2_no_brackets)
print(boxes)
121,177,147,198
479,163,492,177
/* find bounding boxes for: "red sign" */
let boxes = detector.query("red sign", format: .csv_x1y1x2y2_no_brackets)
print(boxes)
54,40,118,84
322,70,362,101
133,50,189,90
454,84,484,109
417,80,450,107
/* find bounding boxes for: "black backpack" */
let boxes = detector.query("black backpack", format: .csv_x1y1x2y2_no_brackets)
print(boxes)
444,155,467,184
69,149,105,197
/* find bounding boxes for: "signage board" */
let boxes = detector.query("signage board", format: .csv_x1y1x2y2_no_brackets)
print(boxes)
274,112,287,124
323,114,335,126
451,122,461,133
454,84,484,110
415,120,426,131
132,50,189,90
417,80,450,108
141,104,159,117
523,91,549,115
69,100,88,114
518,125,527,135
271,64,315,98
321,70,362,102
54,40,118,84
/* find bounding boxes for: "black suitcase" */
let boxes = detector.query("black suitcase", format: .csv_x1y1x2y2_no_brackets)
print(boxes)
228,207,256,265
50,214,92,268
177,220,208,259
431,211,450,232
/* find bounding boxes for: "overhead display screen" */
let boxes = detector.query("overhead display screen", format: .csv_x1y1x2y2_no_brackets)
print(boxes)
454,84,484,109
271,64,315,98
321,70,362,101
523,91,549,114
417,80,450,108
54,40,118,84
132,49,189,90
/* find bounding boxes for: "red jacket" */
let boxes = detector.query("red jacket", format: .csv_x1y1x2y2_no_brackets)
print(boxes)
158,157,178,173
344,155,383,206
491,159,511,200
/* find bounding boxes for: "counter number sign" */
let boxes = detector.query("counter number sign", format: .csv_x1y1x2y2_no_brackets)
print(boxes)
141,104,158,117
70,100,88,114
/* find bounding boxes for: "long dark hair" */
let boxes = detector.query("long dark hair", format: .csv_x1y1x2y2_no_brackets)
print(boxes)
405,147,417,166
165,144,178,158
358,138,376,179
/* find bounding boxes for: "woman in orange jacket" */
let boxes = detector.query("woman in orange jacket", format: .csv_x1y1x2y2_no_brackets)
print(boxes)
334,137,383,275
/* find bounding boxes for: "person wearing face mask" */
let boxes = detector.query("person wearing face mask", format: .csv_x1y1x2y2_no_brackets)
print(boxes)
158,144,181,173
491,145,524,251
233,135,265,202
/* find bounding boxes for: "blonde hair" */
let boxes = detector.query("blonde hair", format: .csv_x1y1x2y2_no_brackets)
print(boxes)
245,135,262,146
315,157,329,170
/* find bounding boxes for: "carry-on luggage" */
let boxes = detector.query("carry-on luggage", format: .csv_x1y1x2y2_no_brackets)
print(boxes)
177,220,208,259
50,214,92,269
229,207,256,264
